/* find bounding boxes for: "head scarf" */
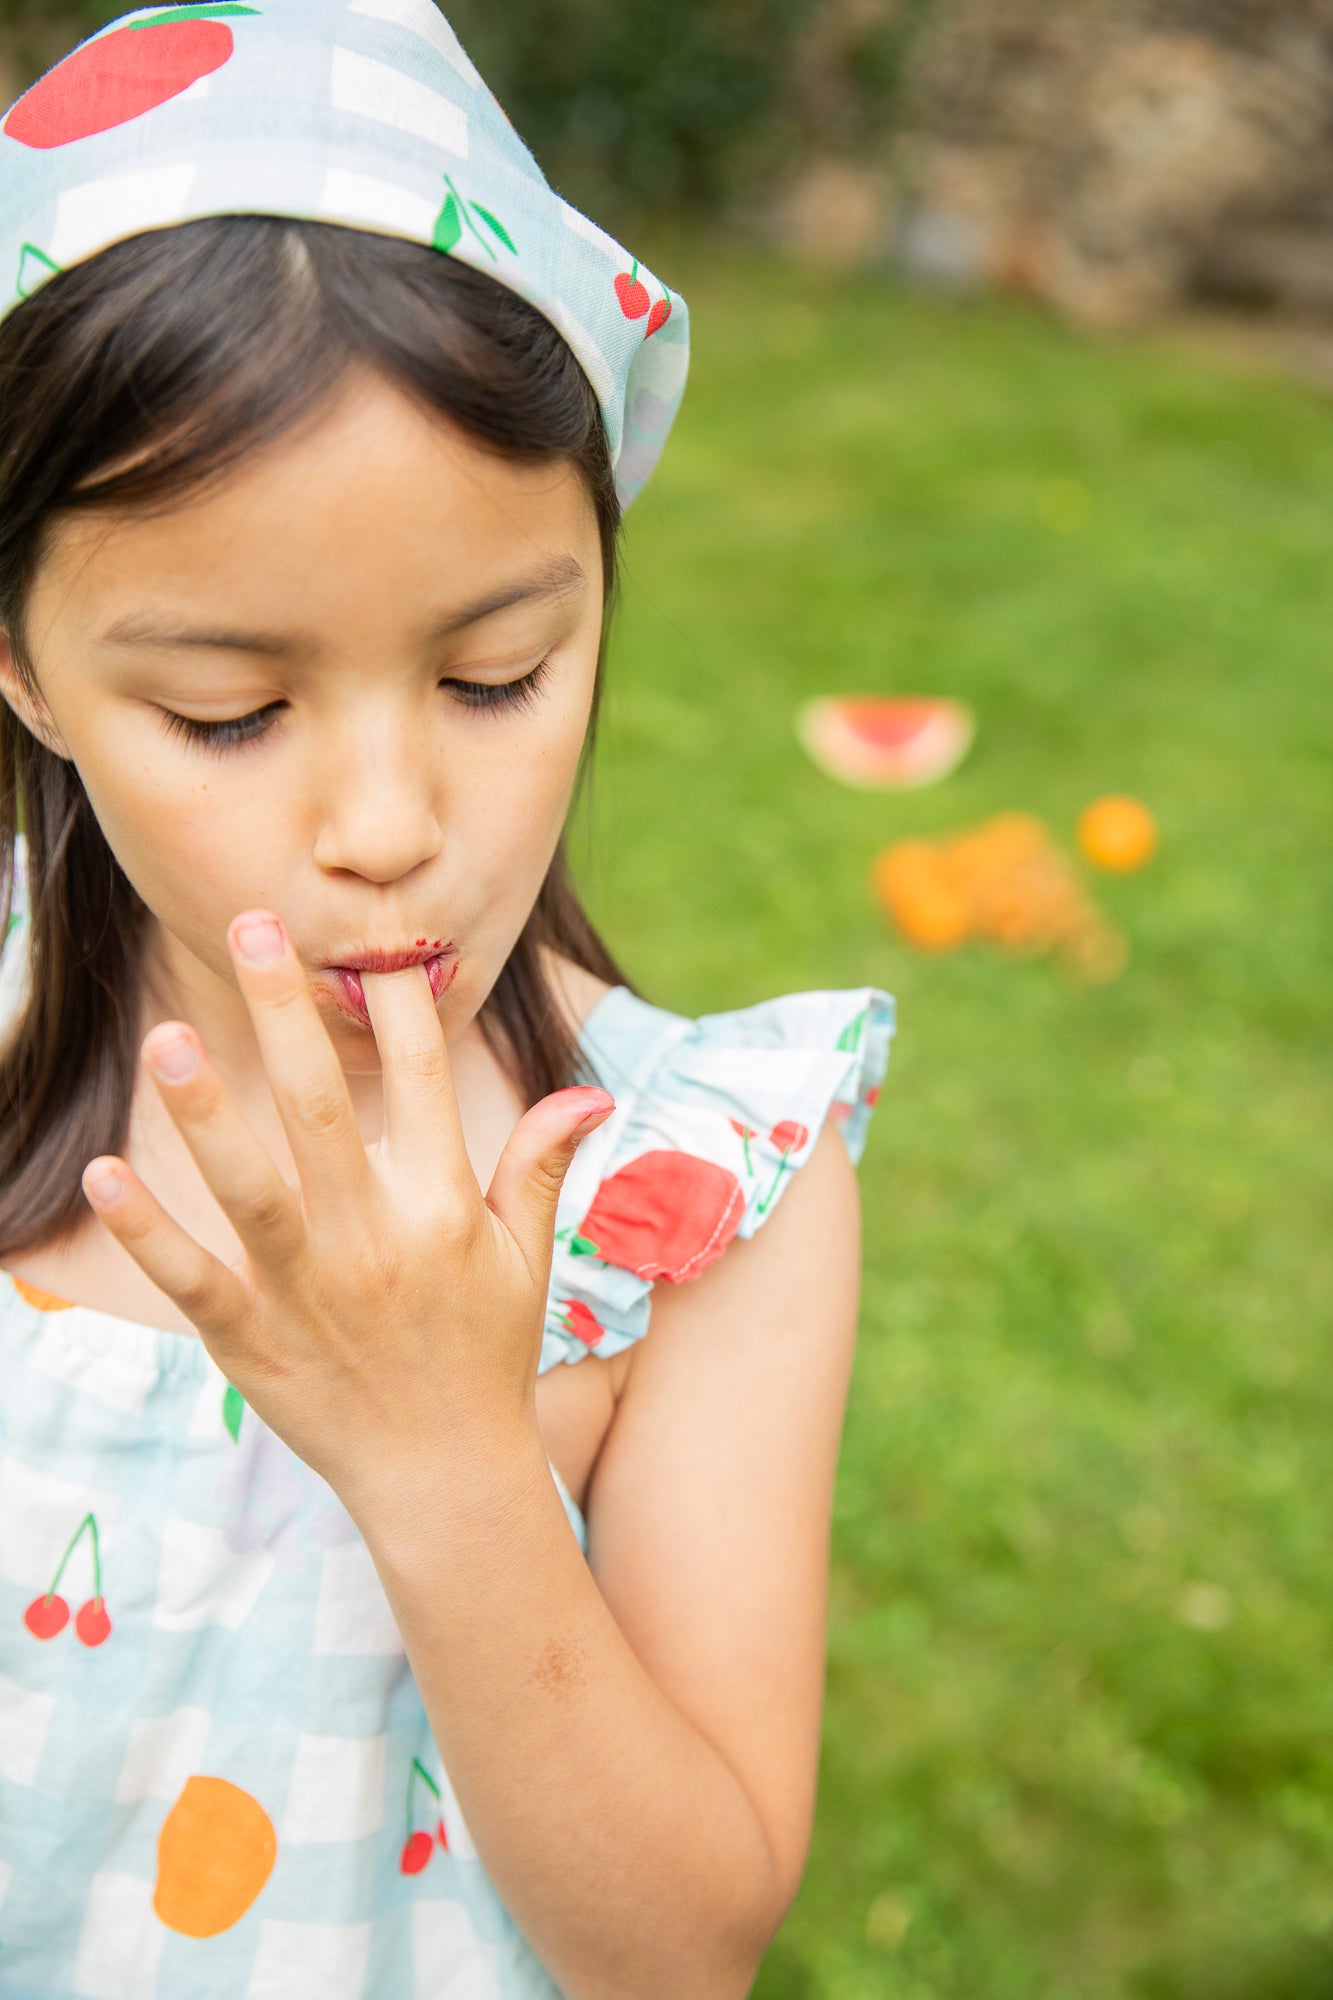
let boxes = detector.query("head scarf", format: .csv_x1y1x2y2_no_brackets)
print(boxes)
0,0,688,507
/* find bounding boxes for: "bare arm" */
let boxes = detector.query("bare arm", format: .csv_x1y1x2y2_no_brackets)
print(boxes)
358,1120,864,1999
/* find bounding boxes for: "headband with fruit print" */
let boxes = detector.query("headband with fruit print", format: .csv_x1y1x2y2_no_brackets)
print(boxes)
0,0,688,508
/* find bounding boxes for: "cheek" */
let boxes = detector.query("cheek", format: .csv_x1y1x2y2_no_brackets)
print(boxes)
463,737,580,885
452,715,586,940
66,718,271,942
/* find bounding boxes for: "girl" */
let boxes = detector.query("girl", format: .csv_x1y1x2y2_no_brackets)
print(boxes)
0,4,893,1996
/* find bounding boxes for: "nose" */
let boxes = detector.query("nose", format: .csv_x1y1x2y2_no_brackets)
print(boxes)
310,703,444,882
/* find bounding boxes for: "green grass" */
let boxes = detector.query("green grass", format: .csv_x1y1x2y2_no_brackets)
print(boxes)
568,242,1333,1999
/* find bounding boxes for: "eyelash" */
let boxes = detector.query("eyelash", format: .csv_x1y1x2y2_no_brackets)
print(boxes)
158,657,555,755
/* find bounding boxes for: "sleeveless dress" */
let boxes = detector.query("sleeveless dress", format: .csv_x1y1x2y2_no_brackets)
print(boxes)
0,837,893,1998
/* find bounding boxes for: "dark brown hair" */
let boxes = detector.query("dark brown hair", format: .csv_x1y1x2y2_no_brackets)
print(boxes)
0,215,640,1262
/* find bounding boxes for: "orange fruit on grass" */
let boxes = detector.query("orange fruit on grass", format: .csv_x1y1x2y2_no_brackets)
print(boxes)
872,842,969,950
1077,795,1157,871
967,813,1050,868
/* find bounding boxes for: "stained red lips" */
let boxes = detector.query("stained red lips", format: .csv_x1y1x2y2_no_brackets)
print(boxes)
320,951,458,1024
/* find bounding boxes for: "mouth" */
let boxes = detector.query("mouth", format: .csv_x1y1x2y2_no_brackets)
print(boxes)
317,948,459,1025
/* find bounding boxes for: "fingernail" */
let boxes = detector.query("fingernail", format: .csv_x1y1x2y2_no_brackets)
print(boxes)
147,1033,198,1082
573,1094,615,1137
84,1166,125,1205
233,915,285,964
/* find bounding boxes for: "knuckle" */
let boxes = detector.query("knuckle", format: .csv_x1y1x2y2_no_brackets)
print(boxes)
117,1206,158,1250
395,1036,450,1083
430,1192,476,1246
529,1155,569,1207
232,1181,297,1240
300,1083,353,1141
170,1266,218,1320
263,978,308,1018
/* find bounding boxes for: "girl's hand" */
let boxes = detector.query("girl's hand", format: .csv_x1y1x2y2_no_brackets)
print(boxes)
79,911,614,1514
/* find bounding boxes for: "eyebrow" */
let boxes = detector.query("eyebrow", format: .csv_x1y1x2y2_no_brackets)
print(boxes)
98,555,588,655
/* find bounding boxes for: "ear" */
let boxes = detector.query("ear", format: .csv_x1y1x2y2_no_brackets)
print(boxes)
0,628,72,760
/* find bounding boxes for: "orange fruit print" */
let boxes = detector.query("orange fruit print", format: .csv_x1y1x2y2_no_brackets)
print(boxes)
153,1774,276,1936
4,6,258,151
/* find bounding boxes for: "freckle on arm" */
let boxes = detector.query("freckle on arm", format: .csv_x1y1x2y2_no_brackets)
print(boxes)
532,1637,591,1700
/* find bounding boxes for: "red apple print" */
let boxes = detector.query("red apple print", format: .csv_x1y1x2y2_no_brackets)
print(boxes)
867,1085,881,1107
399,1831,433,1875
436,1816,449,1852
561,1299,604,1347
614,262,650,320
23,1593,70,1640
645,298,672,338
75,1596,112,1647
4,8,255,152
580,1150,746,1284
770,1120,810,1157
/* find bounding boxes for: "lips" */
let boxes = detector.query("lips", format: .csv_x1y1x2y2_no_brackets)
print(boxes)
321,951,458,1024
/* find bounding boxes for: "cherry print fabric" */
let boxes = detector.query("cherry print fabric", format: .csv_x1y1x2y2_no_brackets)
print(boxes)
0,0,689,510
0,842,893,1993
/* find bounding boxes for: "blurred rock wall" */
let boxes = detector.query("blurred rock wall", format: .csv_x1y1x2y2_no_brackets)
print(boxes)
904,0,1333,324
775,0,1333,326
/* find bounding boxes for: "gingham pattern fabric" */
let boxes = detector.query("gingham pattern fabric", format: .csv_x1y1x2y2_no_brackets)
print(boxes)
0,842,893,1994
0,0,689,509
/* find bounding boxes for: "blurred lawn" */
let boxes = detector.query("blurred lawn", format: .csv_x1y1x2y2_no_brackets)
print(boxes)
568,242,1333,1999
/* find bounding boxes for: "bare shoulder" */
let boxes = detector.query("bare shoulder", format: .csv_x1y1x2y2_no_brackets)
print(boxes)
583,1119,863,1918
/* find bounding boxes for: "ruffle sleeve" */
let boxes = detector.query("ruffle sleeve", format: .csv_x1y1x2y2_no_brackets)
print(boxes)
539,984,894,1372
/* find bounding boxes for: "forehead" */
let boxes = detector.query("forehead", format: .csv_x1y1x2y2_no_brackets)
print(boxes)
36,369,601,634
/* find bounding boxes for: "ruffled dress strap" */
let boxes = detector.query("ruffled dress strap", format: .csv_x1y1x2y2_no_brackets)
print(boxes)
540,984,894,1372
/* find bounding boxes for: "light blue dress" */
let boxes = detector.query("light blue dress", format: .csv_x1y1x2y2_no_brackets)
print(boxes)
0,842,893,1997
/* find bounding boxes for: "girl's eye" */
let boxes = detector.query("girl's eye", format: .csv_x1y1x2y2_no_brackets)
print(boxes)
448,654,553,716
158,657,555,754
159,699,285,753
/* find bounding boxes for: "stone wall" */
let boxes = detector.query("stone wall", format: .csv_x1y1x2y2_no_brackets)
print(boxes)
773,0,1333,325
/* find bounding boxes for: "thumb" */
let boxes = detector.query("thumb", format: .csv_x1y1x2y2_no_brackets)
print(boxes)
486,1085,615,1275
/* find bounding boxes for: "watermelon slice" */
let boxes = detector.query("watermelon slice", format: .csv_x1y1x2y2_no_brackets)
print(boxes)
796,696,975,789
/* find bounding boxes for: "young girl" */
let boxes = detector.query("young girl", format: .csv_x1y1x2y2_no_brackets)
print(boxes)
0,5,893,1995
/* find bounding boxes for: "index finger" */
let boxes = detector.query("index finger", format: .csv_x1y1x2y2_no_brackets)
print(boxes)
359,960,476,1201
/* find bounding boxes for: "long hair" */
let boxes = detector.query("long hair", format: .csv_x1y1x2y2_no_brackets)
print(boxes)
0,215,639,1261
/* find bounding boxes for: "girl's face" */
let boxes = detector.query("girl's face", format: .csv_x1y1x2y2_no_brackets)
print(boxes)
0,367,605,1084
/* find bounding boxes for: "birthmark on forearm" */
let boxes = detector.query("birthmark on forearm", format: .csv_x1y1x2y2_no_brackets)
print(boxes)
532,1637,591,1701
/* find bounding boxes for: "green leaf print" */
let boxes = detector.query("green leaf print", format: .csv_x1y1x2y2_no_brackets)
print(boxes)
129,4,261,26
471,203,517,255
836,1006,867,1054
555,1226,600,1258
222,1381,244,1443
16,244,61,299
438,175,515,264
433,193,463,256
